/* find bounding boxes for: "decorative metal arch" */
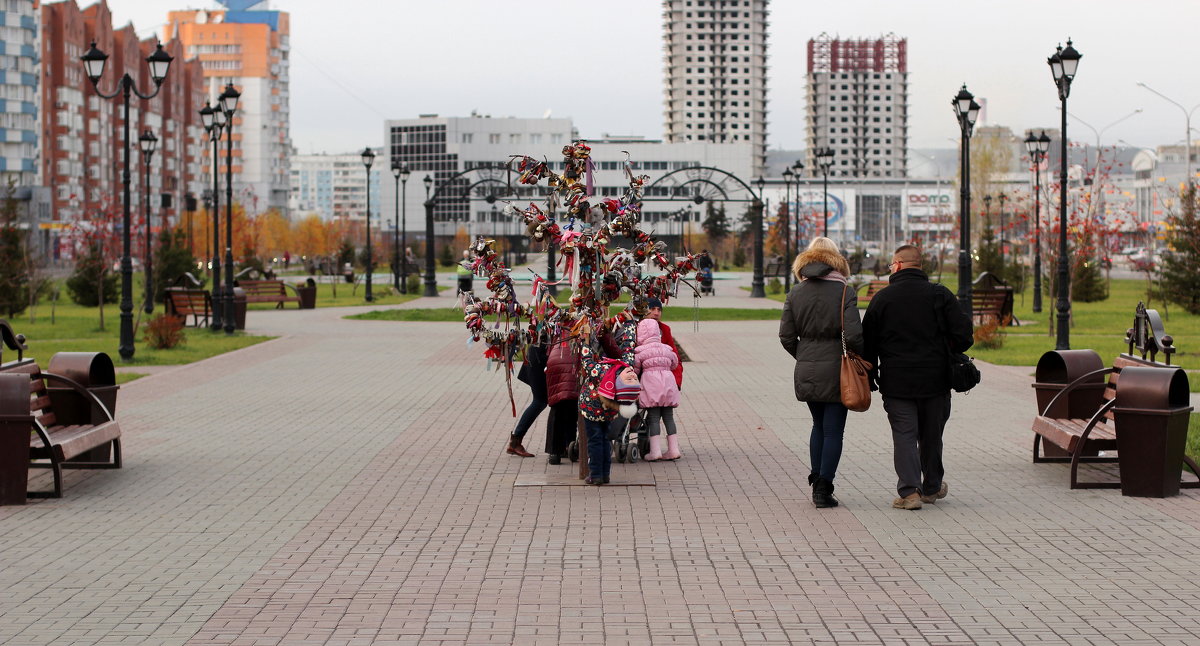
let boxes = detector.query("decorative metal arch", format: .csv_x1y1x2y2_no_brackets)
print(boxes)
642,165,768,297
643,165,762,204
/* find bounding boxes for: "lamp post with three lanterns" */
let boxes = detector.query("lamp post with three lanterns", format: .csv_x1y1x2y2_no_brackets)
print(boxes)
80,40,173,360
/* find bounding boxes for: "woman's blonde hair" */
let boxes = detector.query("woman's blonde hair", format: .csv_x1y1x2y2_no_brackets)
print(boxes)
806,237,839,255
792,236,849,280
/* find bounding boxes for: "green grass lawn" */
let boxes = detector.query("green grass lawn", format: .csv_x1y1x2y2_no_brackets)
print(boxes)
9,280,272,371
1189,414,1200,462
244,280,447,310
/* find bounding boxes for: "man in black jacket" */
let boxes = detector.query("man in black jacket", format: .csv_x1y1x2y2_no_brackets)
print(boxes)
863,245,974,510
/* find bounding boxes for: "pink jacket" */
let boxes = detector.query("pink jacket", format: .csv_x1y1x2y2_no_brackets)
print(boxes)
634,319,680,408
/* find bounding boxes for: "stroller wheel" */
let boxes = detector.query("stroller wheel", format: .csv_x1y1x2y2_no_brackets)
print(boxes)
616,443,627,463
567,441,578,463
628,443,640,463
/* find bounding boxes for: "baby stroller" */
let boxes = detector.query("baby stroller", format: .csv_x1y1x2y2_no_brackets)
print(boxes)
612,408,649,463
567,408,648,464
698,267,715,296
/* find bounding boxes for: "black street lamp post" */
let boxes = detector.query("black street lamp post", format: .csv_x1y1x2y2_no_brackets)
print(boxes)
199,103,224,331
781,167,794,291
816,148,835,237
791,160,804,252
422,175,436,296
1025,130,1051,313
952,84,981,318
1049,40,1082,350
138,129,158,314
750,176,766,298
219,83,240,334
998,192,1008,275
361,147,376,302
391,161,411,293
80,41,173,360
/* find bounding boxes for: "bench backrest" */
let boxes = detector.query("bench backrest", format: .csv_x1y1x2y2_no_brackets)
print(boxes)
0,362,56,429
1097,355,1166,424
166,289,209,314
239,280,286,295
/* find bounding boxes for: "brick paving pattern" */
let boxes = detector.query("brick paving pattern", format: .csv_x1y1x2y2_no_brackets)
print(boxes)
0,291,1198,645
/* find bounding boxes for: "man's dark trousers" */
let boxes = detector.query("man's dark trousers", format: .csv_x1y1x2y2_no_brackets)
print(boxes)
883,394,951,498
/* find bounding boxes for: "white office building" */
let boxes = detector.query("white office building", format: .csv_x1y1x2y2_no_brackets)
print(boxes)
288,150,380,222
379,114,757,241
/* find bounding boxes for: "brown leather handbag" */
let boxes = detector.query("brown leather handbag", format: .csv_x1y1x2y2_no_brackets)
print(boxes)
838,283,873,412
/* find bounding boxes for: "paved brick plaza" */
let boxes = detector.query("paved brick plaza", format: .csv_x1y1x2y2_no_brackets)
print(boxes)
2,285,1199,645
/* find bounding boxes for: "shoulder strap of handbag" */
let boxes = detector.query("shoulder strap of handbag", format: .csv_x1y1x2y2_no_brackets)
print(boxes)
840,282,849,358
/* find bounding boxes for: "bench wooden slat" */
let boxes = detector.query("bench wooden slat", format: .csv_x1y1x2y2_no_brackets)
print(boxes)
238,280,301,309
29,421,121,463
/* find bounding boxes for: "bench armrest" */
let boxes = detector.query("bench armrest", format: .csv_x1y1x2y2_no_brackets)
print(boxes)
1040,367,1113,417
33,371,115,423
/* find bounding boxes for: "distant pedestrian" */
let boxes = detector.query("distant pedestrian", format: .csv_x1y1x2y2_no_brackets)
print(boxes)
634,318,682,461
506,343,546,457
778,237,863,508
862,245,973,510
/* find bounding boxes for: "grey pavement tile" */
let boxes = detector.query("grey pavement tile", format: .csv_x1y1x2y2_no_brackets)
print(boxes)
1,308,1198,645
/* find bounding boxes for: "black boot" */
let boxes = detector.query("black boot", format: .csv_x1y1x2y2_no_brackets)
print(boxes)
813,478,839,508
808,472,817,486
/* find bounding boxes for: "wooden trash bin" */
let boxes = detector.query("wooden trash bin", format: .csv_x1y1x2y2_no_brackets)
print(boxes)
47,352,118,464
1032,350,1106,457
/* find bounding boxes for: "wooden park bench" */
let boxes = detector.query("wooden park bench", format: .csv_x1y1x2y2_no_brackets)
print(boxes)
764,258,789,280
1030,303,1200,491
164,287,212,327
972,290,1010,325
237,279,301,308
857,279,889,305
0,321,121,502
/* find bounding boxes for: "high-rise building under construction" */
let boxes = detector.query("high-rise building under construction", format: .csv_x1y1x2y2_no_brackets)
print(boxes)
662,0,768,176
806,33,908,178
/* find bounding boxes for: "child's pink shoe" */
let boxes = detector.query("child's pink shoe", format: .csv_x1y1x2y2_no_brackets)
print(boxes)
663,435,682,461
643,435,663,461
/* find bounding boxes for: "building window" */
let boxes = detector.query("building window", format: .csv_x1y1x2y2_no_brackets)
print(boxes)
462,133,473,143
488,133,500,144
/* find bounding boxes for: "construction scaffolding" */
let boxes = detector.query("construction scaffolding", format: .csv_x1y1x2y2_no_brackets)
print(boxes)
807,32,907,74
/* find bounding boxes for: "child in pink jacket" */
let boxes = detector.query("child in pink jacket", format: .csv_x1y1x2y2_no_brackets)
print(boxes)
634,318,682,461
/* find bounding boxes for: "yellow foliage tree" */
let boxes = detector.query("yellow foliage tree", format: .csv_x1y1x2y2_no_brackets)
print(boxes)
292,214,328,258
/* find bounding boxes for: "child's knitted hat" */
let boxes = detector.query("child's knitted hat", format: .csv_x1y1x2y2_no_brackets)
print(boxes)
598,359,641,417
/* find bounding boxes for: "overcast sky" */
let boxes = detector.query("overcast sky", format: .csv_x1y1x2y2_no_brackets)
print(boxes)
104,0,1200,158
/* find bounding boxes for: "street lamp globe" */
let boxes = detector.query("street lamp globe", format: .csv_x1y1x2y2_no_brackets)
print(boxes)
214,106,227,128
199,101,215,130
954,84,974,116
1038,131,1051,154
423,174,433,192
138,129,158,155
1059,40,1081,80
1024,132,1038,155
218,83,240,114
391,159,402,180
81,42,108,84
146,43,173,85
361,146,375,169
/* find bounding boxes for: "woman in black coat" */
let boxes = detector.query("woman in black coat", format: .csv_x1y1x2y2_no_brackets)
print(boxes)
507,344,547,457
778,237,864,508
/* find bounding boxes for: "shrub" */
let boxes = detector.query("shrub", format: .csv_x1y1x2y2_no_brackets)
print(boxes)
766,277,783,295
66,246,119,307
154,229,201,303
406,274,422,293
439,244,455,267
732,245,747,268
973,315,1011,349
143,313,185,349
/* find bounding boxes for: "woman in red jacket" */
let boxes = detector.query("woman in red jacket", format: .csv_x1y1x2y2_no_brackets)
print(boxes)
543,334,581,464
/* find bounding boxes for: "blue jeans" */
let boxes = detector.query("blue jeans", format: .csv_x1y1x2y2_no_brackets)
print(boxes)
807,401,847,482
585,419,611,479
511,396,547,441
